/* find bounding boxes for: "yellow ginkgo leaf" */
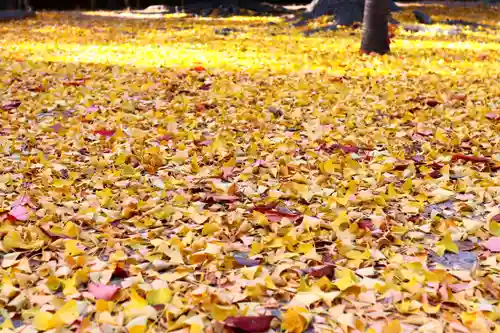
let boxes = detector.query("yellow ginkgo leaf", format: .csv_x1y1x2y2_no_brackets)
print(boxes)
382,320,402,333
146,288,172,305
53,300,79,326
64,240,85,257
33,311,56,331
436,232,458,255
282,307,309,333
334,268,358,291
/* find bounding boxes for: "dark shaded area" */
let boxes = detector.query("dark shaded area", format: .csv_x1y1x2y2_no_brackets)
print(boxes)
180,0,289,15
408,9,497,32
413,9,432,24
1,0,310,10
0,9,35,20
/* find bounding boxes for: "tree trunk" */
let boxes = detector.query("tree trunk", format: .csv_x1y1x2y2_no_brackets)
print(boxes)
360,0,389,54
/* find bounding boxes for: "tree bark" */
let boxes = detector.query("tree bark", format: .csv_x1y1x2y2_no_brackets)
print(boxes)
360,0,390,54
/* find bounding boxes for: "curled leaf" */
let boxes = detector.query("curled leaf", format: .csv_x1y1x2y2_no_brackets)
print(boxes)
253,205,302,223
303,265,335,278
451,154,490,163
234,254,261,267
224,315,275,333
2,100,21,110
426,99,439,107
357,218,374,230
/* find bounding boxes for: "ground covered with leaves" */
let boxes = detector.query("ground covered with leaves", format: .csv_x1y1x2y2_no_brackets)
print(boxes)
0,5,499,333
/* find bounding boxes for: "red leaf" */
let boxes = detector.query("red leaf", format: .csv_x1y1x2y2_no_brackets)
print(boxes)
253,205,301,223
452,154,490,163
2,100,21,111
88,283,120,300
94,129,116,137
111,265,129,279
429,170,442,179
224,316,275,333
483,237,500,252
191,66,206,72
426,99,439,107
486,112,500,121
341,145,359,153
428,162,444,170
393,162,410,171
304,264,335,278
331,144,359,153
195,103,207,112
357,218,374,230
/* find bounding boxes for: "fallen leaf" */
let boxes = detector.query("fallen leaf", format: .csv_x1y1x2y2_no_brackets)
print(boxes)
485,112,499,121
7,205,29,221
234,254,261,267
483,237,500,252
94,129,116,137
426,99,439,107
2,100,21,110
63,79,86,86
302,265,335,278
191,66,206,72
204,194,239,203
253,205,302,223
88,283,120,301
281,307,309,333
224,315,275,332
451,154,490,163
